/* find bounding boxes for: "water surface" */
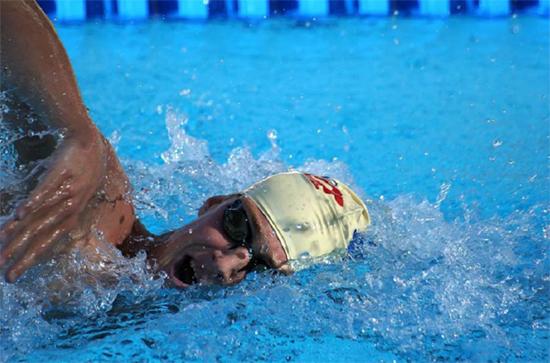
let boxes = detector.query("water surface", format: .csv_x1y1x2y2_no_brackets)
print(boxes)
1,17,549,362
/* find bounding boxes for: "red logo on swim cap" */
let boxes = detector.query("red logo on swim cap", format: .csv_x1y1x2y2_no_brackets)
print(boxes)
304,173,344,207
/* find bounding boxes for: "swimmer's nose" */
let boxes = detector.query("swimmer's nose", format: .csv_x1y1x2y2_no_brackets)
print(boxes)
211,247,250,285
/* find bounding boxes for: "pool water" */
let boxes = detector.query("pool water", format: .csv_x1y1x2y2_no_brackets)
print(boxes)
1,16,549,362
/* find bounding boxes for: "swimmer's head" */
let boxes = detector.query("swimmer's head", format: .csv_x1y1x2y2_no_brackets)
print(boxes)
243,171,370,264
153,172,369,288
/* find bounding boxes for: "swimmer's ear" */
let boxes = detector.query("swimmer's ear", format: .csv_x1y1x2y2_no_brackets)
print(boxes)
198,194,238,216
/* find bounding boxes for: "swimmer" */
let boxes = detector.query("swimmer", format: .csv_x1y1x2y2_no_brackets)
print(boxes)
0,0,370,287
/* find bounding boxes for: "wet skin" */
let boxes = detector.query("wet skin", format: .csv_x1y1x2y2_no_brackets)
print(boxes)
0,0,288,286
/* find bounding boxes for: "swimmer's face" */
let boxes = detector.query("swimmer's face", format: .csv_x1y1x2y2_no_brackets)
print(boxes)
150,195,289,288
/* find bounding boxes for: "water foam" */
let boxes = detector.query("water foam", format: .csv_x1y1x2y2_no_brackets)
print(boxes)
0,109,548,362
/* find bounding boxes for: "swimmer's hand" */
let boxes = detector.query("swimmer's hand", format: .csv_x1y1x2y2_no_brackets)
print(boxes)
0,134,107,282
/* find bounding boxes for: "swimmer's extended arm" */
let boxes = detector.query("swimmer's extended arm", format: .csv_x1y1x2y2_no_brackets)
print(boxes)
0,0,111,282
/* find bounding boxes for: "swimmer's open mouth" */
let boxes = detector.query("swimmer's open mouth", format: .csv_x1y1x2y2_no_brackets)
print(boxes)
172,256,197,287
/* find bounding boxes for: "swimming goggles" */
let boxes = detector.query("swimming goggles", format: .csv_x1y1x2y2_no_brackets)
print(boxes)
223,198,267,271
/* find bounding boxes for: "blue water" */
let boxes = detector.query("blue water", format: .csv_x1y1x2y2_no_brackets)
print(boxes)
1,17,549,362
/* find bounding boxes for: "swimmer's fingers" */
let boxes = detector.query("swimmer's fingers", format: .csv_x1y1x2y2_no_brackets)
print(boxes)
0,180,73,265
0,179,87,281
15,166,71,219
4,219,74,283
1,203,80,282
0,219,18,245
17,182,73,223
0,219,19,267
0,199,74,268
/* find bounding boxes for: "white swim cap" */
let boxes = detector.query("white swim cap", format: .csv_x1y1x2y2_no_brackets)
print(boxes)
244,172,370,261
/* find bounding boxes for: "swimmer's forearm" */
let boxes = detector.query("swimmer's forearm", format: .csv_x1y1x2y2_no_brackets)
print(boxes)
0,0,97,141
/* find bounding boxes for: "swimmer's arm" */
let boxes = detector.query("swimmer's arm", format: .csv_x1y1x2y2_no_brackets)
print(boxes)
0,0,97,140
0,0,114,282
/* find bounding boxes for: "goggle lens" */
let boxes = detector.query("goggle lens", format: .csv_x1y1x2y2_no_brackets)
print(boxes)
223,199,250,247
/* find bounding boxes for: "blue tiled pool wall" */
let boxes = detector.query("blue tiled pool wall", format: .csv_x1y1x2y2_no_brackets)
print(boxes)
38,0,549,21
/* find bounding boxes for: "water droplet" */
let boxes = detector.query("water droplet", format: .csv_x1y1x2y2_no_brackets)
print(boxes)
492,139,503,148
267,129,278,141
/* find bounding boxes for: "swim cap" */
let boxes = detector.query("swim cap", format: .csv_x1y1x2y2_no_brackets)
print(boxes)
244,172,370,261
